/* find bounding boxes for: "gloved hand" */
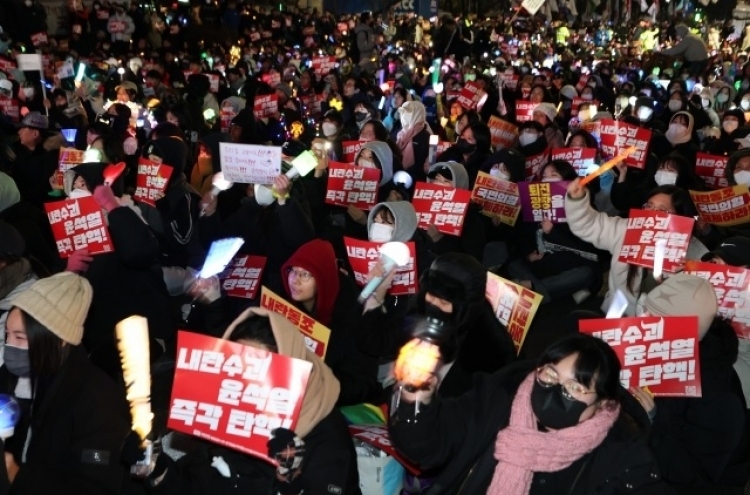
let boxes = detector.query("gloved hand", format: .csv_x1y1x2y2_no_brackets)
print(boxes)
66,249,93,273
93,185,120,212
267,428,305,495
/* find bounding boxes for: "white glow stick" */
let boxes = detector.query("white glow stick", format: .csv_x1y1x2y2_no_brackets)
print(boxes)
200,237,244,279
653,239,667,280
605,290,629,319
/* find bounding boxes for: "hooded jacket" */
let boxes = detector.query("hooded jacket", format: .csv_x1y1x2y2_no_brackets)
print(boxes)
662,25,709,62
356,141,394,186
366,201,418,242
427,161,470,190
281,239,379,405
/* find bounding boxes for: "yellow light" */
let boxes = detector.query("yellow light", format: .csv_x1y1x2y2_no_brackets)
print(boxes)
116,316,153,444
394,338,441,387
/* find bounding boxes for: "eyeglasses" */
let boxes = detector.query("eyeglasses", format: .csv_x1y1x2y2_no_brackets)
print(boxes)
286,267,313,282
642,202,673,214
536,365,596,403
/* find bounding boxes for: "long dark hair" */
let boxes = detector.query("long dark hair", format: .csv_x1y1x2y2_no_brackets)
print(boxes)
20,310,71,411
626,185,697,293
227,315,278,352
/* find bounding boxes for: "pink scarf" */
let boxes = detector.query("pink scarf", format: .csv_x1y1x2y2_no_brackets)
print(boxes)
486,372,620,495
397,122,425,171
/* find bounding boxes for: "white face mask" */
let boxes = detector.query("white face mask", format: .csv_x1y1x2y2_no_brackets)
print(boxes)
518,132,538,147
22,88,34,99
723,120,739,134
489,168,511,180
654,170,678,186
742,99,750,111
358,159,376,169
541,176,561,183
68,188,92,199
637,106,653,121
666,123,688,143
322,122,338,137
717,94,729,103
668,100,682,112
701,98,710,109
253,184,275,206
581,93,593,101
369,222,394,242
735,170,750,187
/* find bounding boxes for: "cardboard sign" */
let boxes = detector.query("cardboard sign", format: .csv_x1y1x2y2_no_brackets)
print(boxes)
457,82,482,110
168,331,311,462
16,54,43,72
325,162,381,210
109,20,126,33
521,0,546,15
253,94,279,119
30,32,48,47
0,99,19,123
44,197,114,258
221,255,267,300
485,273,543,354
219,143,282,185
580,316,702,397
342,140,366,163
312,56,337,77
599,119,651,169
518,181,569,223
412,182,471,236
551,148,597,177
259,287,331,358
684,261,750,340
617,209,694,273
695,153,729,189
344,237,418,296
134,158,173,207
524,149,549,179
499,73,519,91
58,147,84,173
515,101,537,122
689,185,750,227
487,116,519,149
471,171,521,226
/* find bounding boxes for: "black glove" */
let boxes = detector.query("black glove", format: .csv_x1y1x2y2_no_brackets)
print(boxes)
120,430,146,466
267,428,306,494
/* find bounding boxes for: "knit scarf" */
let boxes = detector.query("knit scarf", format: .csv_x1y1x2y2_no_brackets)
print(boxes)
486,372,620,495
0,259,31,301
397,122,425,171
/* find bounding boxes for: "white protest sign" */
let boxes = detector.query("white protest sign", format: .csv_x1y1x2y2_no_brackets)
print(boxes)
521,0,546,15
219,143,282,185
17,54,43,72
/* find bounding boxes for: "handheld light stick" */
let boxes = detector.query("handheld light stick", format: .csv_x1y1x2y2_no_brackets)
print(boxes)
579,145,637,187
116,316,153,445
200,172,233,217
357,242,411,303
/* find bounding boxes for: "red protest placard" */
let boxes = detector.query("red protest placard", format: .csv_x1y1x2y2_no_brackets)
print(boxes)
485,273,543,354
515,101,537,122
259,287,331,358
30,32,48,47
599,119,651,169
312,56,337,77
684,261,750,340
471,171,521,226
220,106,237,134
58,147,84,173
253,94,278,119
412,182,471,236
261,72,281,88
325,162,380,210
580,316,702,397
134,158,173,207
457,82,482,110
0,59,16,72
0,99,19,123
617,209,694,273
44,196,114,258
499,73,519,91
575,75,590,93
517,181,569,223
488,116,519,149
207,74,220,93
299,94,324,116
524,149,549,179
551,148,597,177
221,255,267,300
689,185,750,227
695,153,729,189
343,237,418,296
342,141,366,163
168,331,312,462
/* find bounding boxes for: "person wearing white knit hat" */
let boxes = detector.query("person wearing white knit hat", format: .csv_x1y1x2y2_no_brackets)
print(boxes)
0,272,130,492
532,102,565,149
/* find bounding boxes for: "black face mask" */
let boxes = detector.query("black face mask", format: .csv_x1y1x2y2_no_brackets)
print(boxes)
530,380,589,430
454,138,477,155
423,301,453,324
355,111,369,122
4,345,30,378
